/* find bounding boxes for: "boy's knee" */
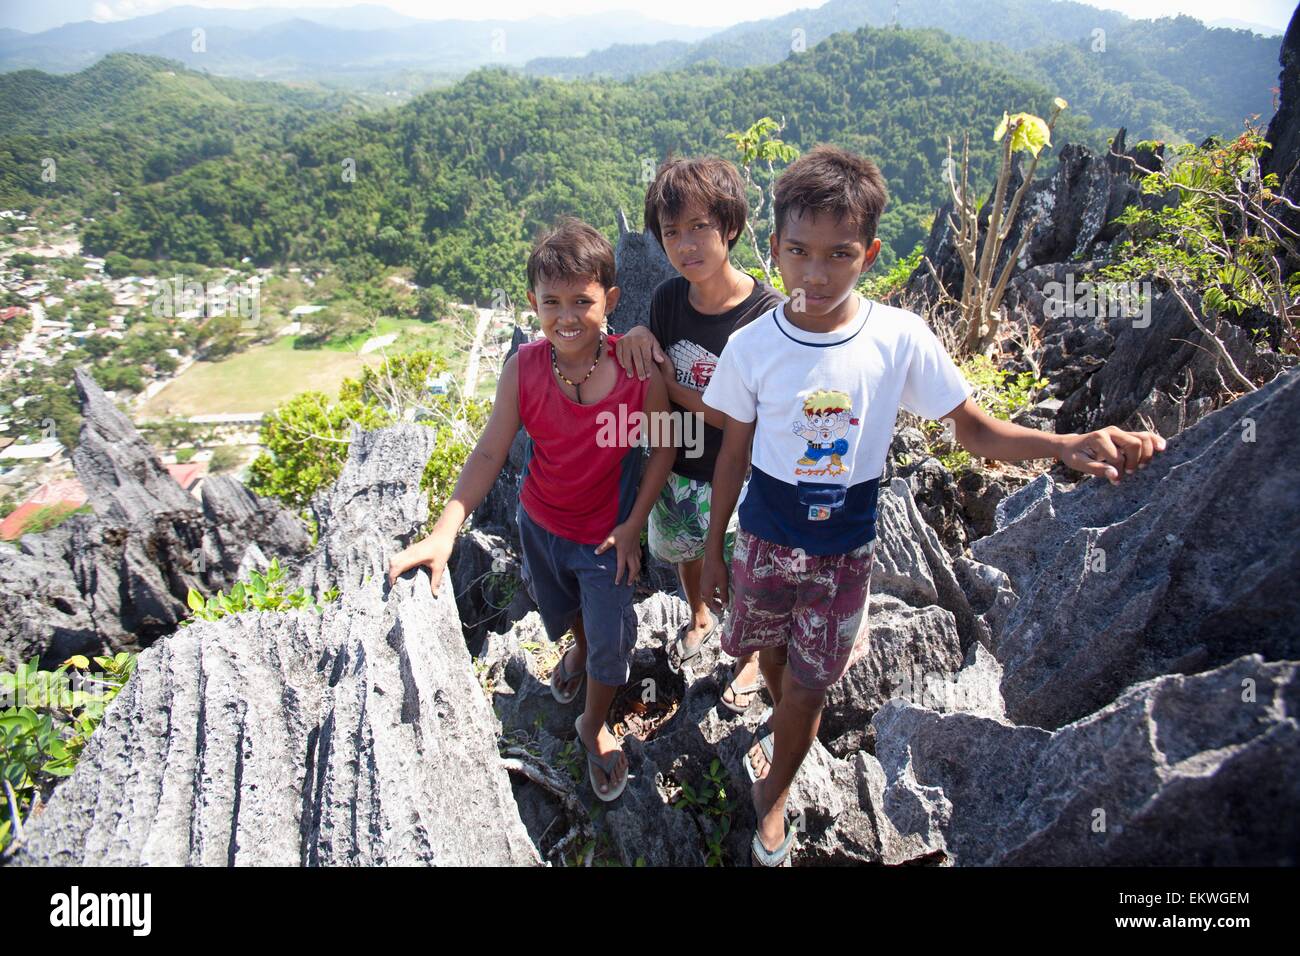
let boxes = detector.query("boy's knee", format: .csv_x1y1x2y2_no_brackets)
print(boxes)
782,677,827,714
759,645,788,668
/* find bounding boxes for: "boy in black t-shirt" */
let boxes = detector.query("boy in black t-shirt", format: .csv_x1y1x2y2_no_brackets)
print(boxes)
615,156,784,712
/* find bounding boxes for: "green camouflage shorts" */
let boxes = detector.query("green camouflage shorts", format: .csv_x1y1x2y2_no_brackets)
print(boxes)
648,472,739,566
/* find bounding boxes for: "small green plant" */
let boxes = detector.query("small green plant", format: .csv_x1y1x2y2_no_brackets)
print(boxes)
0,652,136,853
920,355,1047,475
960,354,1049,420
301,511,320,548
180,557,335,625
672,758,737,866
556,740,582,786
859,240,924,300
481,571,520,611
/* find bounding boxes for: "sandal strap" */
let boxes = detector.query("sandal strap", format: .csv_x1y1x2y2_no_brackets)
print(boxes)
751,823,797,865
554,652,585,684
672,611,719,659
575,719,624,775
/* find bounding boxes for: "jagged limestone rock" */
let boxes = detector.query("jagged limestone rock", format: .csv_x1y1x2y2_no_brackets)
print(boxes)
13,422,540,867
0,367,311,669
869,655,1300,865
606,208,677,335
972,368,1300,730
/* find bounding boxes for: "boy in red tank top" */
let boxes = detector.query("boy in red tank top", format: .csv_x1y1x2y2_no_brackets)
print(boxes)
388,218,676,802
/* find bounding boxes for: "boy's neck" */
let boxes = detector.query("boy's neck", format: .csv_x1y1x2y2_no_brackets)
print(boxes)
783,292,862,335
553,333,605,378
688,261,751,314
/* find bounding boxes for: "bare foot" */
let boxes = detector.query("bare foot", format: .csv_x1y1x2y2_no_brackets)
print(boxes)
578,714,627,797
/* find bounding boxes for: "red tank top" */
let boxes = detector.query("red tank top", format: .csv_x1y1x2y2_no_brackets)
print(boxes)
517,332,651,544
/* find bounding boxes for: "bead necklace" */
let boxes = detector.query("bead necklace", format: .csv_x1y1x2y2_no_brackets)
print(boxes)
551,331,604,403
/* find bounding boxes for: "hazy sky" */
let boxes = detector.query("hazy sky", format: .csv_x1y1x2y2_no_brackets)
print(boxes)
2,0,1292,33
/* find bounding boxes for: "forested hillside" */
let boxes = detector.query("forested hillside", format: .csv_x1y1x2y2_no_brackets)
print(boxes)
0,53,368,213
19,28,1106,303
526,1,1278,142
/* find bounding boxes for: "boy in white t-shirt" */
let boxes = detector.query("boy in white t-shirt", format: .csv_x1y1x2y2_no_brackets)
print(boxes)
700,145,1167,866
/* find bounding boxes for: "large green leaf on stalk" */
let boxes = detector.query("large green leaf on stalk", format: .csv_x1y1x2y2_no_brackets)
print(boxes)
994,112,1052,157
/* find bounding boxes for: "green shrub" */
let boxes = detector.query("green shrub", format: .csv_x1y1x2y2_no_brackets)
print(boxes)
859,240,924,300
918,354,1048,475
180,557,339,625
671,758,738,867
0,652,136,854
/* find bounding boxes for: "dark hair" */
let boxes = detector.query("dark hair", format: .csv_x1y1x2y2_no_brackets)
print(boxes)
773,145,889,247
644,156,747,251
527,217,617,291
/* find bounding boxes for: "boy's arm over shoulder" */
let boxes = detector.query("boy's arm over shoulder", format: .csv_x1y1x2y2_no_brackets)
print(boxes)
643,359,671,414
614,284,670,379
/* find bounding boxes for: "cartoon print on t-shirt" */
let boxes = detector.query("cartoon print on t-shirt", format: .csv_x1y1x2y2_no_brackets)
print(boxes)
792,388,860,477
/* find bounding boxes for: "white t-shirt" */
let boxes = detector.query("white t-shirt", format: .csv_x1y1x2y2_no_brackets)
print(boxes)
701,295,972,555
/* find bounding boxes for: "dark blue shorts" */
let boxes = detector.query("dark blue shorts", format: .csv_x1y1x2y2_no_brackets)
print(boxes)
516,503,637,687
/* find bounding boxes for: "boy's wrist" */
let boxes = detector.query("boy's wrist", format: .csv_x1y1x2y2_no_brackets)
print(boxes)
421,523,458,555
703,532,726,559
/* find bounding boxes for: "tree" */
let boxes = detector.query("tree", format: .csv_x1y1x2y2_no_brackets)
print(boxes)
725,116,800,286
1099,123,1300,389
936,98,1068,357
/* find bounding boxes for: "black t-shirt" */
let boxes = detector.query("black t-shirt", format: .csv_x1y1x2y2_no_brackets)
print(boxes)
649,273,785,482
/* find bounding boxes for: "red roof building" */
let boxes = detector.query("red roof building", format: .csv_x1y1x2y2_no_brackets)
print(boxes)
0,477,88,540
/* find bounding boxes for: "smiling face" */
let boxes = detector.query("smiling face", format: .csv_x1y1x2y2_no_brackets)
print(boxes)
770,208,880,323
807,412,839,440
659,201,738,283
527,274,619,358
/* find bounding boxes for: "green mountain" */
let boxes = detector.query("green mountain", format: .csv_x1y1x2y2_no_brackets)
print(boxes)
0,53,369,212
69,27,1107,298
525,0,1279,143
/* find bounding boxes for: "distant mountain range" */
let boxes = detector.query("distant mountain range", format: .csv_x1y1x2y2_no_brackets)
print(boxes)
0,4,714,83
0,1,1284,96
522,0,1280,144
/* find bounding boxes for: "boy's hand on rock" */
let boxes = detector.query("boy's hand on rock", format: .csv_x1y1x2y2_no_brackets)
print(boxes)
596,522,642,585
700,553,728,618
387,535,454,596
614,325,665,380
1056,426,1167,485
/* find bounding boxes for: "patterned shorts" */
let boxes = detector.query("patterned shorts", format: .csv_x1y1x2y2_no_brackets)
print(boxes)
647,472,740,566
721,527,877,691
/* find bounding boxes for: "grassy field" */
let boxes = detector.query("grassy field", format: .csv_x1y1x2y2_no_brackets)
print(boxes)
140,316,482,418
